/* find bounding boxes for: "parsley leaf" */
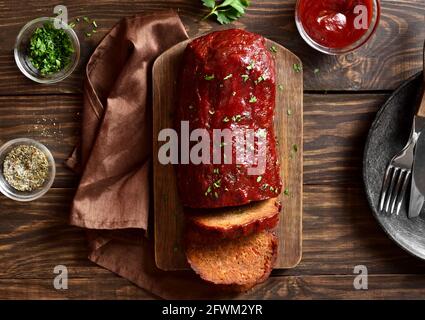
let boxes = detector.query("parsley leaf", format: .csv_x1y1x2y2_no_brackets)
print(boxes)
269,46,277,53
246,60,255,70
202,0,216,8
202,0,250,25
249,95,257,103
293,63,303,73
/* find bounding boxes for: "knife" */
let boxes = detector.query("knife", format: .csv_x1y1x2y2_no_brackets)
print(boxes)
408,42,425,218
409,130,425,218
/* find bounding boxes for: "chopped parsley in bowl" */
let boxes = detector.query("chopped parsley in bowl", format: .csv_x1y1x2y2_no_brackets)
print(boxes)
14,17,80,83
28,22,75,76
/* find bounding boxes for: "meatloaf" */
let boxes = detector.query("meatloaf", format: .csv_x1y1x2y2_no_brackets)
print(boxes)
176,29,282,208
185,229,277,287
185,198,281,239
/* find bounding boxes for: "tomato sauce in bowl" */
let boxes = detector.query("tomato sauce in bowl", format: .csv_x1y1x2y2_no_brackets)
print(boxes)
295,0,380,54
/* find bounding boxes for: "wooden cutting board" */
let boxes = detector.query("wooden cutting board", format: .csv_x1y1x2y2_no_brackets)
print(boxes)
152,37,303,271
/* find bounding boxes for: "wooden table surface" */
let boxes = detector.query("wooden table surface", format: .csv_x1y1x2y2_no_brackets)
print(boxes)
0,0,425,300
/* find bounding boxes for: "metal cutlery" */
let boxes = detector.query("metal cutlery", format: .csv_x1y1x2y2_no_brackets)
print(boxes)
379,41,425,216
408,44,425,218
379,119,423,215
409,129,425,218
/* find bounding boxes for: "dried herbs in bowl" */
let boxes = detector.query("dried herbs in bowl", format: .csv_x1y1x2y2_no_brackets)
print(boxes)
3,145,49,192
0,138,56,202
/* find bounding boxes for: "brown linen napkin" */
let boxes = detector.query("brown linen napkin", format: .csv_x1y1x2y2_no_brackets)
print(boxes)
67,11,240,299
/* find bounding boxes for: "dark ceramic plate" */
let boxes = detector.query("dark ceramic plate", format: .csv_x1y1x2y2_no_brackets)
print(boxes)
364,72,425,259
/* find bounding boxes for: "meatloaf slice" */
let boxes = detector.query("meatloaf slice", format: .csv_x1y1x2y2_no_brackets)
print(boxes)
186,198,280,239
185,230,277,287
176,29,281,208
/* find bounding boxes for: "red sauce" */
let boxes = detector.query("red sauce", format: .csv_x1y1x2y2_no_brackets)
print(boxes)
297,0,376,49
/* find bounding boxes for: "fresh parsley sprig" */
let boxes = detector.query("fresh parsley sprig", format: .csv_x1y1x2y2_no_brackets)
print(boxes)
202,0,250,25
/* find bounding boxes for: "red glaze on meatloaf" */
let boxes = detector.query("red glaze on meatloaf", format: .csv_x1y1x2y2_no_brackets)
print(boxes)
176,29,281,208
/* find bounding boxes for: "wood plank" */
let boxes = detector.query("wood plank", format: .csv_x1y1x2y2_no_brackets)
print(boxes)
0,93,391,191
152,38,303,270
0,188,112,279
1,94,422,283
0,0,423,94
0,278,155,299
303,93,389,185
296,185,425,276
2,184,425,280
243,274,425,299
2,274,425,299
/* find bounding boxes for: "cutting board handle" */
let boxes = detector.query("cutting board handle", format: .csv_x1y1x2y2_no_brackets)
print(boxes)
416,41,425,117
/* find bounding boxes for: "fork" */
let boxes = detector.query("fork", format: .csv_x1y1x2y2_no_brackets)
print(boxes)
379,117,424,215
379,132,415,215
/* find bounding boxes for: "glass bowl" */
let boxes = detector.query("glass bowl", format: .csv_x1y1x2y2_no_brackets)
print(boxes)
14,17,80,84
295,0,381,55
0,138,56,202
